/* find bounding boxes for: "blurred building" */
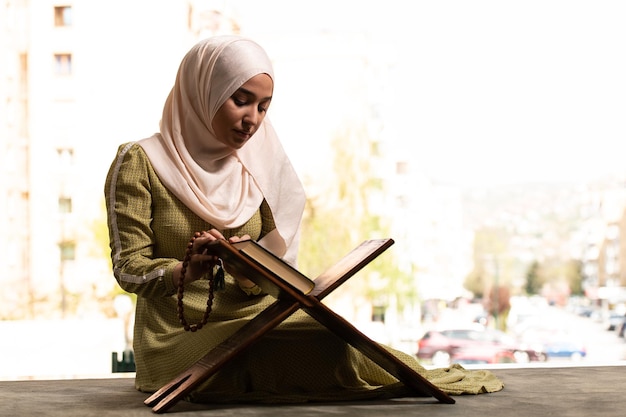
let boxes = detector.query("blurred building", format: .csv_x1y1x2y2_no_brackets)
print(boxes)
582,181,626,307
0,0,210,318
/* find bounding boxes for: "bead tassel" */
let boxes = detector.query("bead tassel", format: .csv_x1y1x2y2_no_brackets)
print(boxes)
177,232,222,332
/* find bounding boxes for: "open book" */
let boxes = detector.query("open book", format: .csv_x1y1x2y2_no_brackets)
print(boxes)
206,239,315,298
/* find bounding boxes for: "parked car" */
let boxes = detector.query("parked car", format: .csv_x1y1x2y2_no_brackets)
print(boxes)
543,339,587,360
416,327,547,367
451,345,517,365
605,312,626,331
518,327,587,361
573,305,595,318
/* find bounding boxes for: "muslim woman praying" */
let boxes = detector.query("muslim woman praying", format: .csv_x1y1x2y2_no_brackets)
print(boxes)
104,35,504,404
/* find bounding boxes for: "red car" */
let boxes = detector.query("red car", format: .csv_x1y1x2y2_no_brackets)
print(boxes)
451,345,517,365
416,328,547,366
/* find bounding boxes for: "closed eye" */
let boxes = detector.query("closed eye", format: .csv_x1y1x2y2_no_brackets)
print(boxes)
233,96,247,106
258,102,270,113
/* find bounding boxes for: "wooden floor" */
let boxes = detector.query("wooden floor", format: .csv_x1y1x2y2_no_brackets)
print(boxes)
1,364,624,416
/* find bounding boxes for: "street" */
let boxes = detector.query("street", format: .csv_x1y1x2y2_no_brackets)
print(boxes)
538,305,626,365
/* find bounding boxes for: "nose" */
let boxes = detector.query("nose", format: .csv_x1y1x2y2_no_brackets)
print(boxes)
243,109,261,130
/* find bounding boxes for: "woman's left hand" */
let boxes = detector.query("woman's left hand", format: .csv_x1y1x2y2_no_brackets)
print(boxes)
225,234,256,289
190,231,256,290
227,234,251,243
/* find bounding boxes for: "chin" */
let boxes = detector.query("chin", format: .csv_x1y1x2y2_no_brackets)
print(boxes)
230,139,249,149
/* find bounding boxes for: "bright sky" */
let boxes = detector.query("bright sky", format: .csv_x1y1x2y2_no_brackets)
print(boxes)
230,0,626,187
393,1,626,187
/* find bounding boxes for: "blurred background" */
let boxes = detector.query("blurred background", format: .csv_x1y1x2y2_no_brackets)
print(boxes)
1,0,626,379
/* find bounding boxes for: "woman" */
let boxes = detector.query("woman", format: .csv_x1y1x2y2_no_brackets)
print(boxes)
105,35,503,403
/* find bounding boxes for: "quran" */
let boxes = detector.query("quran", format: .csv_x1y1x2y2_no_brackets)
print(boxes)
206,239,315,298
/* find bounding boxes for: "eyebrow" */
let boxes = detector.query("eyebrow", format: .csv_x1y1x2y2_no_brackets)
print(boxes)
238,87,272,101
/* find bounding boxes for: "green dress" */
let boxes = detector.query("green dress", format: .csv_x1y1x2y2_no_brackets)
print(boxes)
105,142,504,403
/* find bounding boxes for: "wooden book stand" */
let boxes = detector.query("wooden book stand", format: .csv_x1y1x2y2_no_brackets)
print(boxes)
145,238,455,413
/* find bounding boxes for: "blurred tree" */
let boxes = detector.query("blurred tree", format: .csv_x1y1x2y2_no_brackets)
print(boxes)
525,260,542,295
486,285,511,331
464,265,486,299
524,256,583,303
89,199,136,317
91,199,111,261
298,125,416,313
298,125,378,274
566,259,584,296
464,226,509,298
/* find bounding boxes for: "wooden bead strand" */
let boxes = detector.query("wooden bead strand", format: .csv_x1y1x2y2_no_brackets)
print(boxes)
177,232,217,332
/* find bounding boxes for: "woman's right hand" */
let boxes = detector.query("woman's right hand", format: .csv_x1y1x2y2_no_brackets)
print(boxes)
173,229,225,286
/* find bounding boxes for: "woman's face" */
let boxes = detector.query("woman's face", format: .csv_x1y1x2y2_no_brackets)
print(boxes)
211,73,273,149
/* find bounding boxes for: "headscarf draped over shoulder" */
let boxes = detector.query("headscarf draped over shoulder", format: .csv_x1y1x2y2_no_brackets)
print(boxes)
138,36,305,265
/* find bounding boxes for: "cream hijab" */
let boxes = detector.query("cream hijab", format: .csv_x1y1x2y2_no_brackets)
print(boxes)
138,36,305,265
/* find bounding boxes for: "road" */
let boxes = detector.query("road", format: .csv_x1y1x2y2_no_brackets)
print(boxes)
499,303,626,367
540,306,626,365
416,301,626,368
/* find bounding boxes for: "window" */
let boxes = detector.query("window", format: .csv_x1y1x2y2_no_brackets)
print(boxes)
59,242,76,261
396,195,409,209
54,6,72,27
18,53,28,135
57,147,74,167
371,305,386,323
54,53,72,76
396,161,409,175
58,196,72,214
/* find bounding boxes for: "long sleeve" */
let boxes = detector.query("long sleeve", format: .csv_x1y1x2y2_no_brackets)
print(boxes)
105,142,179,298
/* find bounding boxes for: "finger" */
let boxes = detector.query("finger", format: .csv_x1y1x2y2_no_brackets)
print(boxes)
198,231,216,242
194,232,220,250
228,234,250,243
192,236,209,253
195,254,216,269
207,229,225,240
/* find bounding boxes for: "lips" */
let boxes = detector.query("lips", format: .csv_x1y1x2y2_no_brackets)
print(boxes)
234,129,252,142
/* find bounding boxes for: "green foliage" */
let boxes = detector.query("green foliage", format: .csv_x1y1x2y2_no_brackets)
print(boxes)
363,257,419,310
464,226,509,297
525,261,542,295
91,198,135,310
567,259,584,296
91,198,112,263
464,268,485,299
297,198,356,278
523,257,584,297
297,126,417,310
